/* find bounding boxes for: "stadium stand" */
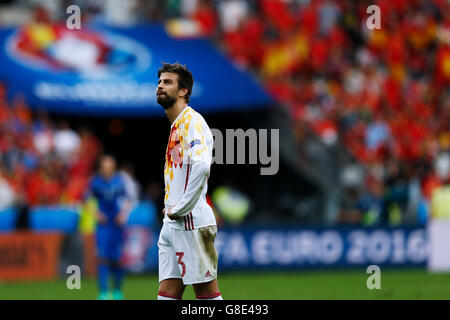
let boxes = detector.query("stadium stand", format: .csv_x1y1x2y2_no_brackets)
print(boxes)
0,0,448,226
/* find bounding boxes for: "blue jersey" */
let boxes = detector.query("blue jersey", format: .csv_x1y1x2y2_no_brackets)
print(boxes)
87,173,127,224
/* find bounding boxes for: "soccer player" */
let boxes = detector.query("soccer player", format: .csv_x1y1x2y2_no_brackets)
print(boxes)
156,62,222,300
86,154,131,300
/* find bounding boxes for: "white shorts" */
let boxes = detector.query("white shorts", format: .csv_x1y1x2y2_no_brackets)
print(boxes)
158,223,218,285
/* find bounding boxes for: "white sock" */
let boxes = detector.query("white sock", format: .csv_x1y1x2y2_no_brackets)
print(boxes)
158,293,181,300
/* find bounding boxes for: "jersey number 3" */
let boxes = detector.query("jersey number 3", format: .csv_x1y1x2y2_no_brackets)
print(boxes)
176,252,186,277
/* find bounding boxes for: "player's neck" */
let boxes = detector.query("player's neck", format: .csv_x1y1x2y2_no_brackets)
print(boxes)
166,101,188,125
101,173,114,181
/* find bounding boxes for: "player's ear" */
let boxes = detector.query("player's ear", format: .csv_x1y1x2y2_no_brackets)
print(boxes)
179,88,188,100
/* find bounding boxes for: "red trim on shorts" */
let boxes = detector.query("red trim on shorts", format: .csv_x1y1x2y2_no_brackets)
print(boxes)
190,212,194,230
196,292,221,299
184,216,187,231
158,292,182,300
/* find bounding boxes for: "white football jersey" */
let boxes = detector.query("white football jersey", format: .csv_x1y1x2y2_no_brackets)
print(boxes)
163,106,216,230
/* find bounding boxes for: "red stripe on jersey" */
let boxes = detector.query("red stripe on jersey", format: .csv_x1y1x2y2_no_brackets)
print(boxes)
190,212,194,230
182,163,192,230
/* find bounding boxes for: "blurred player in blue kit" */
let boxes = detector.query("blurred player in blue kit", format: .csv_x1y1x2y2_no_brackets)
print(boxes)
85,154,131,300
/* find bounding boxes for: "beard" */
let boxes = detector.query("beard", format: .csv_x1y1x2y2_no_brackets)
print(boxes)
157,92,177,110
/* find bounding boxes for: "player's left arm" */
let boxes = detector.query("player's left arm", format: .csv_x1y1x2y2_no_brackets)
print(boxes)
167,119,211,220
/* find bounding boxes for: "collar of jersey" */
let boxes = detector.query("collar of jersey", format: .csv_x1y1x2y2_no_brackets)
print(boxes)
171,106,191,129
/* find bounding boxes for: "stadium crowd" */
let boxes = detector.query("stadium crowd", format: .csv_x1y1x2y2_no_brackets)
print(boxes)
0,83,102,209
150,0,450,225
0,0,449,225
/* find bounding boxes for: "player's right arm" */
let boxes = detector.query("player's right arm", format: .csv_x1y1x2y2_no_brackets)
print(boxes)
166,160,209,220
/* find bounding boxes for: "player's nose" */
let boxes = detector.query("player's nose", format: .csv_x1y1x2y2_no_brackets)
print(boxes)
157,87,166,95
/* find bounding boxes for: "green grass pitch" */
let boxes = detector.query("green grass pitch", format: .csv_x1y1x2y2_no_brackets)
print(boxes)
0,269,449,300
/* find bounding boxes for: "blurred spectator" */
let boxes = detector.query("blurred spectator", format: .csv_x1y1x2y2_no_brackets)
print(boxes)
0,167,16,210
358,175,384,226
435,152,450,182
28,0,62,21
318,0,340,35
180,0,199,17
53,120,81,166
33,111,54,155
430,182,450,219
365,113,391,152
217,0,249,32
338,188,362,224
191,0,217,36
103,0,139,26
0,81,102,207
